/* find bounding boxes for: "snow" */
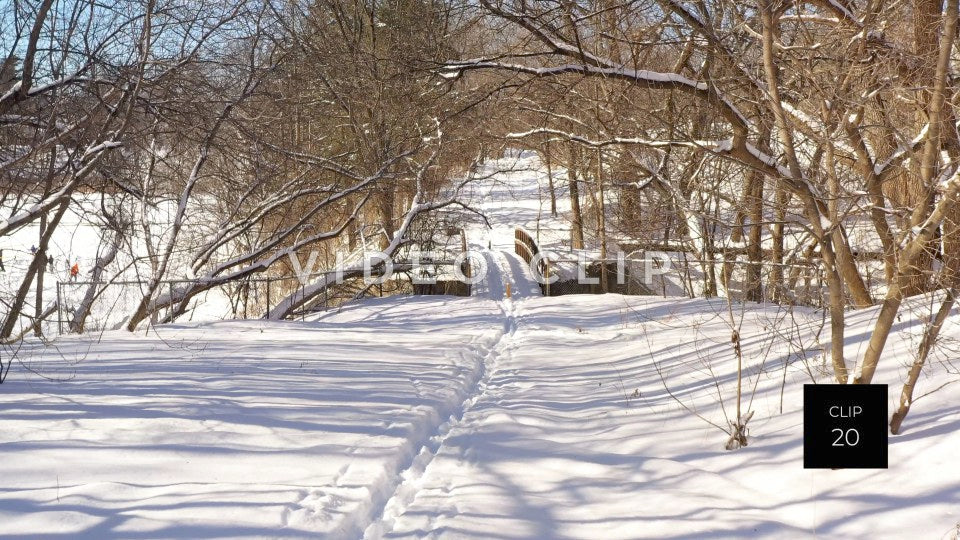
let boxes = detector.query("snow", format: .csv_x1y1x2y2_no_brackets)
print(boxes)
0,80,22,103
6,292,960,538
442,59,751,129
1,297,506,539
0,193,244,334
443,60,709,90
5,150,960,538
364,293,960,538
826,0,858,23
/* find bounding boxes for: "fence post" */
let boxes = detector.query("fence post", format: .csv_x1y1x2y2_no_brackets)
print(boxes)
266,279,271,318
545,257,551,297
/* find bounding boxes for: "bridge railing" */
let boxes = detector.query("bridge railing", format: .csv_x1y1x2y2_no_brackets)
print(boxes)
515,227,553,296
512,228,830,304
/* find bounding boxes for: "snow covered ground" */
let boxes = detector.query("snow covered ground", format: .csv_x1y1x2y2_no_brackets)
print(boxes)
1,296,506,538
372,293,960,539
4,151,960,538
5,288,960,538
456,151,574,272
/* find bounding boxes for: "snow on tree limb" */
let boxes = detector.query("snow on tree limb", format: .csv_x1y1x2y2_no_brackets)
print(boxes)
440,60,751,132
0,140,122,237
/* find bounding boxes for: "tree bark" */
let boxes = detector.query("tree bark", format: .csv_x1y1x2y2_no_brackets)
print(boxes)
545,140,557,217
857,0,959,384
568,145,585,249
596,149,608,291
769,187,790,302
69,230,122,333
761,1,848,380
745,168,764,302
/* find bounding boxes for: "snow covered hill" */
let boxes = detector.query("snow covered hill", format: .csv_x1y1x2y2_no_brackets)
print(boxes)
3,289,960,538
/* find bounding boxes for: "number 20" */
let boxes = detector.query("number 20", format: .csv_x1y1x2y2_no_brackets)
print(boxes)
831,428,860,446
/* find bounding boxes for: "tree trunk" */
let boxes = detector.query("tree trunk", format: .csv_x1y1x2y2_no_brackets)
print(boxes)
69,230,122,333
761,1,847,380
34,212,47,336
890,288,957,434
568,145,585,249
545,141,557,217
858,0,960,384
769,187,790,302
886,0,949,296
745,169,764,302
826,139,873,309
596,149,608,291
378,188,396,250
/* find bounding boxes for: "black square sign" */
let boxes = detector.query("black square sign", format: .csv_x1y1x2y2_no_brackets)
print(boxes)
804,384,887,469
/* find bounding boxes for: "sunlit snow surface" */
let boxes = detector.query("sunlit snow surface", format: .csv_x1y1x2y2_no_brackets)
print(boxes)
4,293,960,538
1,297,505,538
2,150,960,538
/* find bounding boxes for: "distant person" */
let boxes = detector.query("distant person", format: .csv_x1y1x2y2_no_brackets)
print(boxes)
70,262,79,282
47,255,54,272
30,245,37,255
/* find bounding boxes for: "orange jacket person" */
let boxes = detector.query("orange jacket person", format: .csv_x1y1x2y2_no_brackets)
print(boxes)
70,262,79,281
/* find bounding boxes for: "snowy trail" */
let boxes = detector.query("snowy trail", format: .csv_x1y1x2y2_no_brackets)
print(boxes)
0,297,509,540
364,250,536,538
470,249,542,301
460,151,573,260
8,293,960,539
362,302,518,539
356,294,960,539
